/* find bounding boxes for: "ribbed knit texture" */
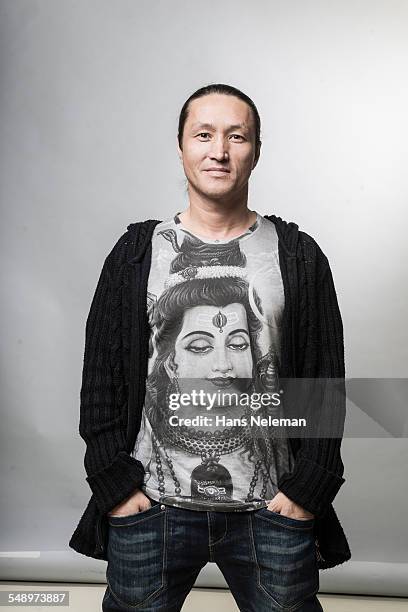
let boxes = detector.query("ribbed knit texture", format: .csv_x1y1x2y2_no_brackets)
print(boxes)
69,215,351,569
77,233,144,516
275,231,346,517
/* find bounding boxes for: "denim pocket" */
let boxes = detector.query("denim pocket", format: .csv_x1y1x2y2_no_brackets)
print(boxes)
251,508,319,610
258,507,315,530
107,499,161,525
106,502,166,608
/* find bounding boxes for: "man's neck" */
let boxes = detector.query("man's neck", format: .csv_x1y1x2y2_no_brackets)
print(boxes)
177,201,257,241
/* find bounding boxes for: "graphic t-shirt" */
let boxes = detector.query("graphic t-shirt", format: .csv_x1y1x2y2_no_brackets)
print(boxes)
132,211,295,511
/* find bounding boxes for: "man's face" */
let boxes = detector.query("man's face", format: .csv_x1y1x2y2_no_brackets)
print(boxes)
177,93,260,200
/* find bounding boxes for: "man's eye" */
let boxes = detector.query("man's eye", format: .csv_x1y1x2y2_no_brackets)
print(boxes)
196,133,244,141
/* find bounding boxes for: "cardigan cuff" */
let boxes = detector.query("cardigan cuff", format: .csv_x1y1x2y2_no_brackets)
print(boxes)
86,451,145,516
277,456,345,518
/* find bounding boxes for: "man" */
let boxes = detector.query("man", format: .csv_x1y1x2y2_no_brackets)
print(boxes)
69,84,351,611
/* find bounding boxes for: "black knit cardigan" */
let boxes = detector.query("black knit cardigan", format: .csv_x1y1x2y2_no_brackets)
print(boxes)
69,214,351,570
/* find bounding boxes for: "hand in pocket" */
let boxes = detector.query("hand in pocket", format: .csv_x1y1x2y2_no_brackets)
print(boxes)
107,488,152,518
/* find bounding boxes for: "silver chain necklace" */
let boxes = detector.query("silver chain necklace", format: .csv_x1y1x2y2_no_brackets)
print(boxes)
151,424,269,503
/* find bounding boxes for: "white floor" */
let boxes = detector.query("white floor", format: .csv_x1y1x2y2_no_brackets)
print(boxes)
1,583,408,611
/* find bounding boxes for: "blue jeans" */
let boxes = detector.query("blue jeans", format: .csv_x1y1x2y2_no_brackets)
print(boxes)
102,498,323,612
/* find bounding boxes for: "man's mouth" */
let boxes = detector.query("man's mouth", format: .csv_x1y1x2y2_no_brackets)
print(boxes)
205,170,230,176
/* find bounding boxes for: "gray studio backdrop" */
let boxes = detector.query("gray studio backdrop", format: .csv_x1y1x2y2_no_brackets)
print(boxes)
1,0,407,597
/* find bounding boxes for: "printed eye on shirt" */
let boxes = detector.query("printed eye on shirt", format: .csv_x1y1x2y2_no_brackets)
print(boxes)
132,211,295,512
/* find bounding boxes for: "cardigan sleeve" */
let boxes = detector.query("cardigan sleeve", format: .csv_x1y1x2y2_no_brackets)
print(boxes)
78,247,145,516
277,251,347,518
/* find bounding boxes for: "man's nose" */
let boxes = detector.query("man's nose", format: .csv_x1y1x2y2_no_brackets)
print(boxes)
209,139,229,160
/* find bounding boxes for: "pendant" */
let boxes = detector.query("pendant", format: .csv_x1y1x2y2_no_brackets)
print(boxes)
191,456,233,502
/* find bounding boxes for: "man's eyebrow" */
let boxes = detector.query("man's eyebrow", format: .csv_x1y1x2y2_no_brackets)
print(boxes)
190,122,249,132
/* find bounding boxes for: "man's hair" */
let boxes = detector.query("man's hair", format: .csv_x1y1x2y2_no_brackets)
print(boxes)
177,83,262,153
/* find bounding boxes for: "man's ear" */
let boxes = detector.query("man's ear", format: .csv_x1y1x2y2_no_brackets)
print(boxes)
177,139,183,163
252,141,262,170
